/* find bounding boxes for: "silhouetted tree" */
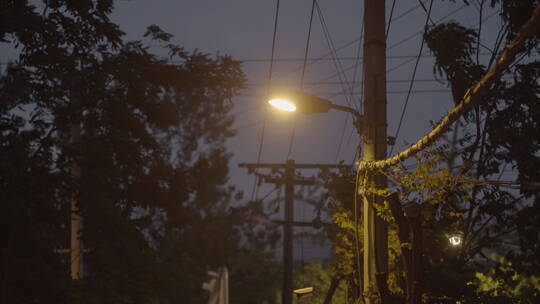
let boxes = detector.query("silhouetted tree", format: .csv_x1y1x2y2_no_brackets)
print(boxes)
0,1,279,304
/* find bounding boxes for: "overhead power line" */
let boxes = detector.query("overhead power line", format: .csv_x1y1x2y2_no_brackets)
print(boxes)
390,0,434,156
313,1,360,170
286,0,317,160
270,2,422,81
315,1,356,110
312,3,469,86
389,3,468,51
417,0,436,26
241,89,451,98
386,0,398,38
238,52,493,63
246,78,461,87
335,3,364,164
251,0,281,201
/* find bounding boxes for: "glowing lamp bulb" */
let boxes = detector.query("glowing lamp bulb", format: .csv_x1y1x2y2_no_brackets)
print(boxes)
268,98,297,112
448,235,462,246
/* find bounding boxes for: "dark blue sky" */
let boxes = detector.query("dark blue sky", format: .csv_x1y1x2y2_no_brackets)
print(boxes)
111,0,505,261
2,0,507,261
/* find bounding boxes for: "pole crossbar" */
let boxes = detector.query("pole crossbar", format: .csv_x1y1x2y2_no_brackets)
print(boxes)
240,160,347,304
359,3,540,172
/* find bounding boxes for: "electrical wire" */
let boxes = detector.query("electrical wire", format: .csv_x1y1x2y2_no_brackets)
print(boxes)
260,185,281,202
241,89,452,99
315,1,356,110
250,0,281,201
237,52,464,63
270,3,421,82
314,3,469,86
386,0,398,38
350,11,365,112
286,0,317,160
335,3,364,164
314,1,360,166
389,0,434,156
390,4,467,51
386,8,501,157
308,3,468,86
359,3,540,171
417,0,436,25
247,76,490,87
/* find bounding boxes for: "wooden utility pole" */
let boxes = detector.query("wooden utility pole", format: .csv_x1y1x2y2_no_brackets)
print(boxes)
283,159,295,304
69,120,83,280
239,161,350,304
58,93,84,280
362,0,388,303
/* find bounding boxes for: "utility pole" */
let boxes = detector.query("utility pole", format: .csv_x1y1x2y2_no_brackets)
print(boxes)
58,94,84,280
239,161,350,304
362,0,388,303
69,118,84,280
283,159,295,304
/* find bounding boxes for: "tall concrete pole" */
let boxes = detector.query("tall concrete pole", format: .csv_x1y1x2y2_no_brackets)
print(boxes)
282,159,294,304
362,0,388,303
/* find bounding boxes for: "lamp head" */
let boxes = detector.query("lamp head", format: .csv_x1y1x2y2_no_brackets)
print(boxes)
268,98,296,112
268,90,333,115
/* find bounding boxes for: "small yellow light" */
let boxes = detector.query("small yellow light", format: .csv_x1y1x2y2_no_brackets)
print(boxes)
448,235,462,246
268,98,297,112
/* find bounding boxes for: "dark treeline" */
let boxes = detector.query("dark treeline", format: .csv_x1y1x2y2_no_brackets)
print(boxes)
0,1,280,303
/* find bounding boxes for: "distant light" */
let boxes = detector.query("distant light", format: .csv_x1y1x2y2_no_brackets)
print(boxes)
448,234,462,246
268,98,296,112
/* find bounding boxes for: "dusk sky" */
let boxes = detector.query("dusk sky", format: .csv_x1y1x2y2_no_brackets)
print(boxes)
3,2,540,303
0,0,508,261
111,0,505,260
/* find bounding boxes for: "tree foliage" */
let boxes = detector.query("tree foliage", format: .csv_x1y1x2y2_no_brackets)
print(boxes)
0,1,279,303
323,1,540,303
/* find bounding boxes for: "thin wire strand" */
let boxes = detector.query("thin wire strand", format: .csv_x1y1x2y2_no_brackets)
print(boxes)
271,3,421,82
389,0,434,156
251,0,281,201
237,52,461,63
260,185,280,202
286,0,316,160
350,24,365,112
248,75,494,87
314,1,356,165
335,4,364,164
315,1,356,110
417,0,436,25
311,4,469,86
360,3,540,171
386,0,398,38
386,8,499,157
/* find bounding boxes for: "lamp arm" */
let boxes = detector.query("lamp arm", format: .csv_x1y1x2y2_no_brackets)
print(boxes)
330,104,362,121
330,104,365,134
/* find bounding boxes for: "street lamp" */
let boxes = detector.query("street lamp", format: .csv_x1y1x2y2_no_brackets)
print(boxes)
268,90,364,123
269,89,386,303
